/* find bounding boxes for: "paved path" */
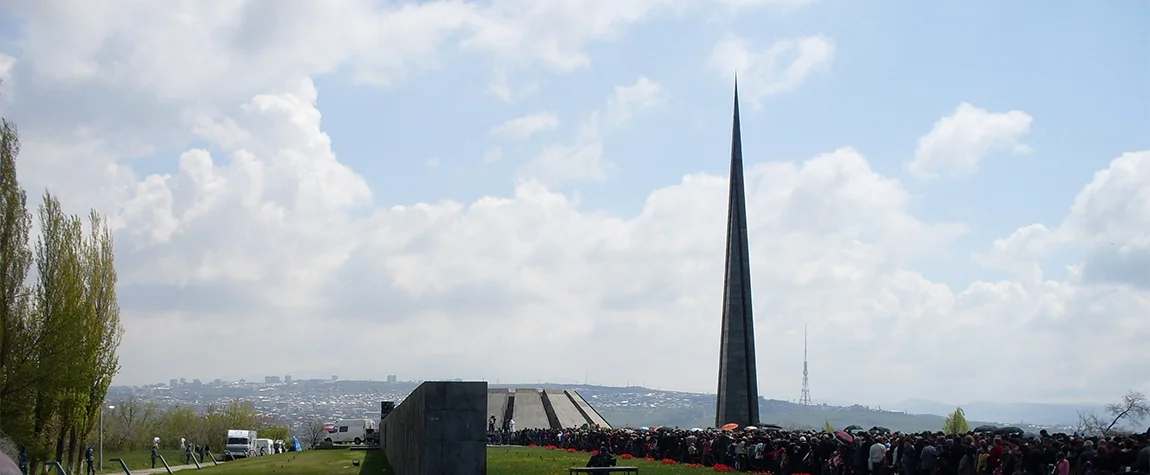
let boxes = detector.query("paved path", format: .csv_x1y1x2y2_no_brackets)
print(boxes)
126,461,223,475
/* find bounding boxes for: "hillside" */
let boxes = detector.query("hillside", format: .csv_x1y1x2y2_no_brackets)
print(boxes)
890,399,1101,426
496,384,1001,432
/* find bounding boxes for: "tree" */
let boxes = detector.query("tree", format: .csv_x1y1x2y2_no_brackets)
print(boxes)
942,407,970,435
823,419,834,433
1077,390,1150,436
302,417,330,448
0,118,33,420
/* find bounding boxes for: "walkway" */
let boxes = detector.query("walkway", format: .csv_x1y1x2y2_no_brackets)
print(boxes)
124,461,221,475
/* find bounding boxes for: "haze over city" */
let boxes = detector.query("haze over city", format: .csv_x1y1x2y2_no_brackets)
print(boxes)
0,0,1147,409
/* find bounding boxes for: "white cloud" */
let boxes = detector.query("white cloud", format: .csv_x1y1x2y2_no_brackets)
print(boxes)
487,68,541,102
517,76,663,186
0,53,15,82
490,112,561,141
605,76,666,126
909,103,1033,179
482,147,503,164
518,116,607,185
2,0,1147,407
708,35,835,107
714,0,818,9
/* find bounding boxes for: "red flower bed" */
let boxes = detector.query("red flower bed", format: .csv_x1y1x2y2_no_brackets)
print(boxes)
662,458,678,465
620,454,634,459
713,464,736,472
544,445,556,450
590,450,599,456
567,448,577,453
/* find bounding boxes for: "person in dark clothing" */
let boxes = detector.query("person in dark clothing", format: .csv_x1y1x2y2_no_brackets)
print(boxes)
586,445,616,467
1132,441,1149,473
17,447,26,475
84,446,95,475
151,445,159,469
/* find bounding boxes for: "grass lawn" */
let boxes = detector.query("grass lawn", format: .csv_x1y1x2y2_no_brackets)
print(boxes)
487,446,712,474
98,446,721,474
193,449,378,475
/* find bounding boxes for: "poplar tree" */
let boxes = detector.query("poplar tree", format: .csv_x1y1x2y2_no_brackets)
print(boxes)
0,118,34,438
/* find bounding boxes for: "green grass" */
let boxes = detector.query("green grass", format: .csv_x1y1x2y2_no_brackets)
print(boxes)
101,446,719,475
487,446,710,475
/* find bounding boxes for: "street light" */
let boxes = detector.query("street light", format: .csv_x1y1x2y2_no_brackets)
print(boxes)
99,404,115,471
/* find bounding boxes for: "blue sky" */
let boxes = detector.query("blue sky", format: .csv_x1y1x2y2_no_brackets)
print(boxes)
0,0,1147,405
283,0,1149,290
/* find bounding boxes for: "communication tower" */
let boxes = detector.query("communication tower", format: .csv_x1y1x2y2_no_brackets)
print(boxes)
799,324,812,405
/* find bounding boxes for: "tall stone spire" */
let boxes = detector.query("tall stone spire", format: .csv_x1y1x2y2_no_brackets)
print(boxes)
715,77,760,428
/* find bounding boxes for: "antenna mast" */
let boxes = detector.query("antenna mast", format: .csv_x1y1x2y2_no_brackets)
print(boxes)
799,324,812,405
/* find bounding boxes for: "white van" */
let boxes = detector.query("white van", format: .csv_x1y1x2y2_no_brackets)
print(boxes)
322,419,377,445
255,438,274,456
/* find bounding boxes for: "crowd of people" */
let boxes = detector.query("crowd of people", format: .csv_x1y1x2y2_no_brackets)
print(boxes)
494,424,1150,474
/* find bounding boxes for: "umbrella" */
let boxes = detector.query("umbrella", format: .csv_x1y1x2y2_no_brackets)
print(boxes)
690,428,703,432
973,425,997,433
870,426,891,433
993,426,1023,435
721,423,739,431
1022,432,1038,440
843,425,863,432
744,426,758,431
761,424,783,430
834,430,854,445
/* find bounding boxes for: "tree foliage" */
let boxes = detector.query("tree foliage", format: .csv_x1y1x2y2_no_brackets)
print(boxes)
823,419,834,433
97,398,280,452
0,118,125,474
942,407,970,435
1077,390,1150,437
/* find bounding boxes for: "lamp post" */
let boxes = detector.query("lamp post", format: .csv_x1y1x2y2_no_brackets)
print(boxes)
100,404,115,471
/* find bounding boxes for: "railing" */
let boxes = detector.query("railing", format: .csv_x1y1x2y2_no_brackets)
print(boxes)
109,457,133,475
42,461,67,475
156,454,174,474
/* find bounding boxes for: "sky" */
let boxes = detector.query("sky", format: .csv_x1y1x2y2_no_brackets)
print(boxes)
0,0,1147,408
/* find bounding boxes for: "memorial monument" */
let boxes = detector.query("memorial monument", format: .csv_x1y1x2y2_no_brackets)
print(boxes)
715,80,761,428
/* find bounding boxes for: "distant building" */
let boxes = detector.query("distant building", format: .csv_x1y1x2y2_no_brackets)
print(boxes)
284,375,292,384
386,375,396,383
169,379,178,387
213,379,222,385
179,378,186,386
265,376,282,384
331,375,338,381
192,379,202,386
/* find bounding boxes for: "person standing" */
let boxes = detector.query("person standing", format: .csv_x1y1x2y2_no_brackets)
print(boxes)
17,446,27,475
151,444,159,469
84,446,94,475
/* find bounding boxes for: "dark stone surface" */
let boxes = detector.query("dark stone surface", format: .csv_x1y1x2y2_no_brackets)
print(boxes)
381,381,487,475
716,81,761,429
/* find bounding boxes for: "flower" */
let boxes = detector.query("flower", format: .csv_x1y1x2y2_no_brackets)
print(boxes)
662,458,678,464
567,448,576,453
713,464,736,472
620,454,634,459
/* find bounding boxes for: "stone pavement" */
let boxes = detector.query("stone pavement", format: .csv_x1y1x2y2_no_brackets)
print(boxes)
123,461,219,475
